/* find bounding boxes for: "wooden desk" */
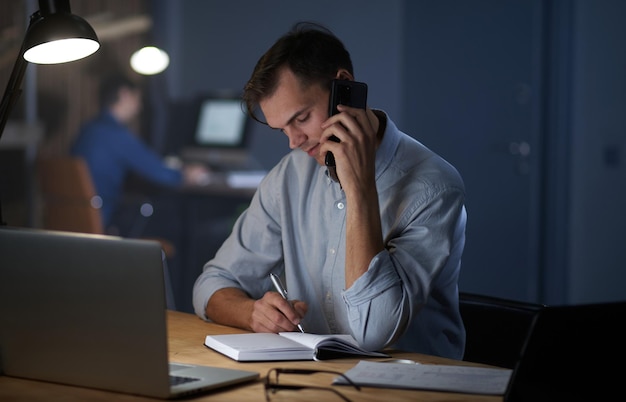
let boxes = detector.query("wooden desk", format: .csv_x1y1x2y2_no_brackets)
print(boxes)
0,310,504,401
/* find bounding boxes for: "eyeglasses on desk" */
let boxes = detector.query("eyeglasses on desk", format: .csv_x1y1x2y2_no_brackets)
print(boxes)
264,368,360,401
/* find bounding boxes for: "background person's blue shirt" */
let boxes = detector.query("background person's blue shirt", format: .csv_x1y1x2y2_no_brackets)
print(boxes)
71,111,182,226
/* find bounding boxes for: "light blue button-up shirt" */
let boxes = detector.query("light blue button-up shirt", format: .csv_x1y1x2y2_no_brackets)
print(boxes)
193,111,467,359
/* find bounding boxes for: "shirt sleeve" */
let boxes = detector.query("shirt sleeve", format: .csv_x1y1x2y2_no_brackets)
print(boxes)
117,128,182,187
342,185,466,352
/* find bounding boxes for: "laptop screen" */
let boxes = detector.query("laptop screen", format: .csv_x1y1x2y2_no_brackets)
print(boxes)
504,301,626,401
192,98,248,149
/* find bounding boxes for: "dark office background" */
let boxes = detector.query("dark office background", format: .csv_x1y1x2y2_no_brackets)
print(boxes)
1,0,625,312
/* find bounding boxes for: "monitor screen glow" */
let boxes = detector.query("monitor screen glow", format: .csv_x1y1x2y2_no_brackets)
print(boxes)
194,99,247,148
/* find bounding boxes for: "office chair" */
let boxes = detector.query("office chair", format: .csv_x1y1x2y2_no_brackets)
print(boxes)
36,156,177,309
459,291,544,369
37,156,104,234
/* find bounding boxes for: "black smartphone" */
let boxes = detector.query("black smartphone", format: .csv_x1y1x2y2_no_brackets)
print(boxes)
325,79,368,171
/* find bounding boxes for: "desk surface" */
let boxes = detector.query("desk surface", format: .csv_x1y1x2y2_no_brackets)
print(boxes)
0,310,504,401
180,171,261,197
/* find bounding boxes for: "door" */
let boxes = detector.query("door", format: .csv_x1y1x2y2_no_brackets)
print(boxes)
403,0,545,302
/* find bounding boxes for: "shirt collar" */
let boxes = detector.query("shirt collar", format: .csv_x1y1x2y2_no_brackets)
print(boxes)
373,109,400,181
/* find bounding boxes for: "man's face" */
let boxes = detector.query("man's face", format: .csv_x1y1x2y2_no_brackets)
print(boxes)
259,68,330,166
117,87,142,123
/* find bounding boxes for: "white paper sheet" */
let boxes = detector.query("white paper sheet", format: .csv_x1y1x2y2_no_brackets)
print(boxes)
334,360,513,395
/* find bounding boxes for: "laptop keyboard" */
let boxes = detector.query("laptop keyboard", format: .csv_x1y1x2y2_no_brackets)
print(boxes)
170,375,200,386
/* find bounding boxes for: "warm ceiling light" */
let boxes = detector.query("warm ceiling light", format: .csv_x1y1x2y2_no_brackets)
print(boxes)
130,46,170,75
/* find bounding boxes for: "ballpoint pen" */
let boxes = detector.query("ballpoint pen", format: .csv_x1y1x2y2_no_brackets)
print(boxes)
269,273,305,333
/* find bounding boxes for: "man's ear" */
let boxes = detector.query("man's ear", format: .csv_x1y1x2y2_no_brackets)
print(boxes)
335,69,354,81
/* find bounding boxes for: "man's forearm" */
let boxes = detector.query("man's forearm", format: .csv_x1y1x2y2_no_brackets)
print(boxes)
205,287,255,331
344,185,384,288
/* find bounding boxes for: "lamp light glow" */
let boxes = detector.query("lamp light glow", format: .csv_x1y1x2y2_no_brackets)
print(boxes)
130,46,170,75
24,37,100,64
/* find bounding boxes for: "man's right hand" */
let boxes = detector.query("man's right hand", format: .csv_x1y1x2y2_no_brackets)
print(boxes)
206,287,307,333
250,291,307,333
182,163,211,186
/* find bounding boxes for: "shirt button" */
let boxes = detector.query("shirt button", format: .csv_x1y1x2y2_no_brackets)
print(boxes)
330,248,336,255
337,202,345,209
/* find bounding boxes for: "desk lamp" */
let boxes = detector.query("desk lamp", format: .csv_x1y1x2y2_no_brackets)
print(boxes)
0,0,100,225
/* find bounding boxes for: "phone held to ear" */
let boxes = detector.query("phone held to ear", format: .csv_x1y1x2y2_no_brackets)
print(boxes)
325,80,368,180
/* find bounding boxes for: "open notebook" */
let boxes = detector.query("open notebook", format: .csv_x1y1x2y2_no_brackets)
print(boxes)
205,332,389,362
0,227,259,399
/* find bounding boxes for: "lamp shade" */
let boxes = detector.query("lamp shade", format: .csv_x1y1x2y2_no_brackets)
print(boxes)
23,11,100,64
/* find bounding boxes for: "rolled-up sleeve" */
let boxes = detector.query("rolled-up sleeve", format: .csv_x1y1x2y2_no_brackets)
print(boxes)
343,184,465,352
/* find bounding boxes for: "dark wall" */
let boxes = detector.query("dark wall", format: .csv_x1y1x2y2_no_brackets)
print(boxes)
403,0,543,303
567,0,626,303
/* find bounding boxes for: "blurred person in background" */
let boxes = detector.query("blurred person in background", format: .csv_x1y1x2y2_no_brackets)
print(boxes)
71,73,208,231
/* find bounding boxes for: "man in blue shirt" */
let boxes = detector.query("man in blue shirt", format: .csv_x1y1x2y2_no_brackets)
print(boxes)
71,74,207,229
193,22,467,359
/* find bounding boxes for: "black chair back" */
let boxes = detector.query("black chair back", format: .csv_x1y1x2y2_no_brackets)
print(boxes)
459,292,544,369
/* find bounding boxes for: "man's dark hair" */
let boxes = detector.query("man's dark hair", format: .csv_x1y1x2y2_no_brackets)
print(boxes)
98,73,137,109
242,21,354,124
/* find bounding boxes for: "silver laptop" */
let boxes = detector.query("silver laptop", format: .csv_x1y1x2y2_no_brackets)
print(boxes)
0,227,259,399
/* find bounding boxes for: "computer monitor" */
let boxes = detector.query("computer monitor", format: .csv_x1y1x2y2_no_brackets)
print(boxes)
177,94,253,169
193,97,248,149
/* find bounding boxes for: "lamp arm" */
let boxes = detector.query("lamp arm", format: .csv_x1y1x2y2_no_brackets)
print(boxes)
0,51,28,144
0,48,27,226
0,12,38,226
0,16,34,143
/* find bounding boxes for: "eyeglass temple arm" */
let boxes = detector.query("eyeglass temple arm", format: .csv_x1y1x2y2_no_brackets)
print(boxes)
270,368,361,390
266,384,352,402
